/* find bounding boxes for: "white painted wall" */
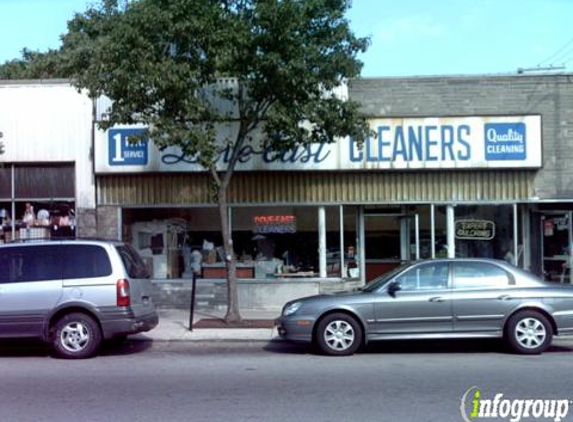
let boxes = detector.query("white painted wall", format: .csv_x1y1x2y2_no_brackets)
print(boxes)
0,81,95,209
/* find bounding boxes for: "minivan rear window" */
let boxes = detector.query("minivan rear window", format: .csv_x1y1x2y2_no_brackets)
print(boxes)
116,244,150,279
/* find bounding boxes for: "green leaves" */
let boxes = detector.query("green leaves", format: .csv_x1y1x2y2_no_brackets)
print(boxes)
3,0,371,174
0,48,69,79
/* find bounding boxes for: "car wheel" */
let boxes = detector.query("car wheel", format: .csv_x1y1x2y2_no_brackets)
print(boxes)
506,311,553,355
52,313,102,359
316,313,363,356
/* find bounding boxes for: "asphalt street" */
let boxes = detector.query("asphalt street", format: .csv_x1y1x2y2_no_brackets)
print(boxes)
1,338,573,422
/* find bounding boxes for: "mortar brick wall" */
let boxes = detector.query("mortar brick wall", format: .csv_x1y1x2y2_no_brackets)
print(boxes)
349,74,573,200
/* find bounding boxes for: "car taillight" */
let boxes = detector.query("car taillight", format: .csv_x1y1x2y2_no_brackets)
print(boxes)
117,279,131,307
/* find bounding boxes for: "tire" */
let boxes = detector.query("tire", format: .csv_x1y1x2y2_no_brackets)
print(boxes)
506,311,553,355
315,313,363,356
52,313,102,359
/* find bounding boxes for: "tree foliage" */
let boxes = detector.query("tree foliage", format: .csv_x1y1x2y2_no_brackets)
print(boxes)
62,0,371,161
45,0,371,321
0,48,70,80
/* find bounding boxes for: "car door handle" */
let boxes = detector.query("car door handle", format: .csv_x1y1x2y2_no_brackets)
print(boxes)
498,294,512,301
429,297,446,303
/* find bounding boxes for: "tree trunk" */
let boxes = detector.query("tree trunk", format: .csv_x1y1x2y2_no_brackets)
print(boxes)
218,186,241,323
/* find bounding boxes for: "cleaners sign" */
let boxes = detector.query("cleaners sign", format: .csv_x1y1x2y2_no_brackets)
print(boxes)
94,115,542,173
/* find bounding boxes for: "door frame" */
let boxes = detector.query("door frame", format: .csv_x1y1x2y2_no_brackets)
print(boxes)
540,211,572,283
362,209,420,282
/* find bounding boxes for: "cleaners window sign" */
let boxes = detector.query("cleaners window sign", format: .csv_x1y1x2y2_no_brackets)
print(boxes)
253,215,297,234
455,220,496,241
95,115,542,173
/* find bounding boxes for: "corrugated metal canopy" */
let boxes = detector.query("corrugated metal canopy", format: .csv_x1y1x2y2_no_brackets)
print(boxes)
97,170,535,206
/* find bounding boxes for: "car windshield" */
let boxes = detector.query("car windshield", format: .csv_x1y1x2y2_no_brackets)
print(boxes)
361,263,413,292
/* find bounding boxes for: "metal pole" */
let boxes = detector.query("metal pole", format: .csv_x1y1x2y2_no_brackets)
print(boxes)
513,204,519,266
447,205,455,258
318,206,326,278
189,272,197,331
430,205,436,259
415,213,420,260
358,206,365,285
11,164,15,241
339,205,344,278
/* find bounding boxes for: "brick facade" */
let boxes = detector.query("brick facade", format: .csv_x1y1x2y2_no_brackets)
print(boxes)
349,74,573,200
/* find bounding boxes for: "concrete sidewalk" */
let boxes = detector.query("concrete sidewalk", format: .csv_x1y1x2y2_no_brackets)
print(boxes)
132,308,573,347
132,308,282,342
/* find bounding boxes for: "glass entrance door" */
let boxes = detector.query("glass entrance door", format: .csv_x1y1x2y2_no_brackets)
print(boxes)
363,212,419,282
541,212,572,283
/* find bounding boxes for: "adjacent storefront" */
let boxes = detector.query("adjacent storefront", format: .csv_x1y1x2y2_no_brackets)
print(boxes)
0,81,96,243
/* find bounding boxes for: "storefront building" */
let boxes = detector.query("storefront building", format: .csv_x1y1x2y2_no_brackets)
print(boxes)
0,80,96,243
2,74,572,310
92,73,573,309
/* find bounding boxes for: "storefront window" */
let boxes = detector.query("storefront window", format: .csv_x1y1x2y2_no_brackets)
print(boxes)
342,206,359,279
124,207,222,280
541,212,572,283
0,164,76,243
125,205,359,281
363,207,402,282
454,205,516,262
1,201,76,243
232,206,319,279
325,206,342,278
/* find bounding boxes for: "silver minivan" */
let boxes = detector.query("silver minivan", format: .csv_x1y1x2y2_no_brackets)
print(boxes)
0,240,158,358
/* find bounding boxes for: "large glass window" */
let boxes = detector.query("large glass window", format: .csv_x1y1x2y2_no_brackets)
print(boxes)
342,206,360,279
124,205,359,280
124,207,222,280
454,205,517,262
232,206,319,278
0,164,76,243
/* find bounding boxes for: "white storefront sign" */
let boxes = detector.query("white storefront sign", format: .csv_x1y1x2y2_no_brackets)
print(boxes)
94,115,542,173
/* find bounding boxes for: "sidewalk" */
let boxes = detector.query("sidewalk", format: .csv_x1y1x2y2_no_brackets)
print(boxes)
132,308,283,342
133,308,573,347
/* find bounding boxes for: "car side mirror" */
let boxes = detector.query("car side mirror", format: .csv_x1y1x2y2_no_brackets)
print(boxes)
387,281,401,297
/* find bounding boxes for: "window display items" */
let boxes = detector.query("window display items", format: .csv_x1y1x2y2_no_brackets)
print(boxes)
22,203,36,227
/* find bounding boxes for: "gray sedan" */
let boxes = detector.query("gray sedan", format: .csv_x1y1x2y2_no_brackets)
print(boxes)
275,258,573,355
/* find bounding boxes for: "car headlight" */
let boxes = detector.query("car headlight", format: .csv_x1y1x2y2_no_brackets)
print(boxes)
283,301,302,316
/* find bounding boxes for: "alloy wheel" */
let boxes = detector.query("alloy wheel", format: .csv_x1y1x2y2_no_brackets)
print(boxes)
323,320,356,352
60,321,91,353
515,317,547,349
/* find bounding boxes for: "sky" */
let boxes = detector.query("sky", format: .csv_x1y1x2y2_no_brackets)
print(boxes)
1,0,572,77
